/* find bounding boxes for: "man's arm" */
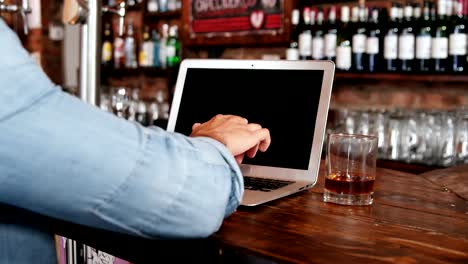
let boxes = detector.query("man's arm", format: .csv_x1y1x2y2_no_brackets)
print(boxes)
0,19,243,239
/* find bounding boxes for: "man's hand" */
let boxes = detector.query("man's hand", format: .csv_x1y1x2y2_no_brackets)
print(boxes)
190,114,271,164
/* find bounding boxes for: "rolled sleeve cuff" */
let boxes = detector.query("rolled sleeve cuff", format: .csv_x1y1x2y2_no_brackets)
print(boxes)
194,137,244,216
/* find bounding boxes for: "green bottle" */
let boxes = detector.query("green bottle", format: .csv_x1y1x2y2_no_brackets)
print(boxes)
166,25,180,68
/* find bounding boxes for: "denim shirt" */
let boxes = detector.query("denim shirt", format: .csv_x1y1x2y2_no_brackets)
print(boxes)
0,19,243,263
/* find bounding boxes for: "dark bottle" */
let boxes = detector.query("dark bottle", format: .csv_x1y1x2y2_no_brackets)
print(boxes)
124,19,138,69
399,3,415,72
286,9,301,60
352,5,367,72
384,3,400,72
449,0,467,72
413,2,422,21
312,8,325,60
113,24,126,69
152,29,161,67
324,6,338,62
299,7,312,60
366,7,382,72
336,5,352,71
432,0,449,72
416,1,433,72
102,22,114,68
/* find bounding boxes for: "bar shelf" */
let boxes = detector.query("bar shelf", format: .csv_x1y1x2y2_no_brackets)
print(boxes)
145,10,181,19
335,72,468,83
101,67,179,78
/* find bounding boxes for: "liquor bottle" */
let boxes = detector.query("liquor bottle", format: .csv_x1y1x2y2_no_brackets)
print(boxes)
166,25,180,68
415,1,433,73
286,9,300,60
159,0,168,12
139,25,154,67
299,7,312,60
446,0,454,18
113,24,125,68
449,0,467,72
159,23,169,68
324,6,338,62
101,22,114,68
336,5,352,71
147,0,158,12
366,7,382,72
351,5,359,27
124,20,138,68
312,8,325,60
433,0,449,72
413,2,422,21
384,3,400,72
352,5,367,72
399,3,415,72
152,29,161,68
167,0,177,11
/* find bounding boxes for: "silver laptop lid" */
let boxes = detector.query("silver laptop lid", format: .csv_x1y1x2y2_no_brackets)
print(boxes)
167,59,335,183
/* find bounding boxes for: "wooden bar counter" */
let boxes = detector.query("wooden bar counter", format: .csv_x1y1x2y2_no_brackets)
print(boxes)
213,161,468,264
2,161,467,263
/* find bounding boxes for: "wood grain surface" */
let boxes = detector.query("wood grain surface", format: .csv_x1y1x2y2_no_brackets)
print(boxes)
213,161,468,264
419,164,468,201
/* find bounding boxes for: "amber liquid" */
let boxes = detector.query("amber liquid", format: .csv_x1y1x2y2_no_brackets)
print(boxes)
325,172,374,194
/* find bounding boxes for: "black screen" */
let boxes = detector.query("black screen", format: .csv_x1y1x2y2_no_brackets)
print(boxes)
174,68,324,170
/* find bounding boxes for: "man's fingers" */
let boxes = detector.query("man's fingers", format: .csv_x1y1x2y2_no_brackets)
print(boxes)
225,115,248,124
246,144,259,158
247,123,262,131
192,123,201,131
253,128,271,152
235,153,244,165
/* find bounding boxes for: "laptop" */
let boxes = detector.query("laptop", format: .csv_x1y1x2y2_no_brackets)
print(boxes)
166,59,335,206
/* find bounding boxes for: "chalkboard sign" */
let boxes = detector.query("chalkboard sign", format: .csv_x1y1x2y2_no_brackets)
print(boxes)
182,0,292,46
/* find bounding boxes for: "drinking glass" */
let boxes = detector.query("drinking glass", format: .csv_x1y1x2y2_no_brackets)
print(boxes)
439,111,456,166
386,112,404,161
111,86,130,119
324,133,378,206
455,114,468,164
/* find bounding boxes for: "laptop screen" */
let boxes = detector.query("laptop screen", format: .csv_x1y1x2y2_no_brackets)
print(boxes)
174,68,324,170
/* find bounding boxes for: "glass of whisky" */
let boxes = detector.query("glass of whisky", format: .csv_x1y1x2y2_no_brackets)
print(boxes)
323,133,378,206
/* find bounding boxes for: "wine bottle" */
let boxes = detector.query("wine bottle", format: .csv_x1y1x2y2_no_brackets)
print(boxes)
352,5,367,72
432,0,449,73
325,6,338,62
312,8,325,60
384,3,400,72
399,3,415,72
449,0,467,72
299,7,312,60
416,1,433,73
336,5,352,71
286,9,301,60
366,7,382,72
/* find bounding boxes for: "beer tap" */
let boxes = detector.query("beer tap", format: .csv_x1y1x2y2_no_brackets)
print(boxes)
62,0,127,106
0,0,32,34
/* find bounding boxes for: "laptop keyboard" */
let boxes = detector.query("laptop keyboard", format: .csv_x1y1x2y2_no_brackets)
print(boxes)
244,176,294,192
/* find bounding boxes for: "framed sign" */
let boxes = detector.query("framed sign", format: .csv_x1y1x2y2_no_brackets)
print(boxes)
182,0,293,46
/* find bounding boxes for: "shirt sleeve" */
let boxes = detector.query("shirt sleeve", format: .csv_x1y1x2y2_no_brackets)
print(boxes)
0,19,244,239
